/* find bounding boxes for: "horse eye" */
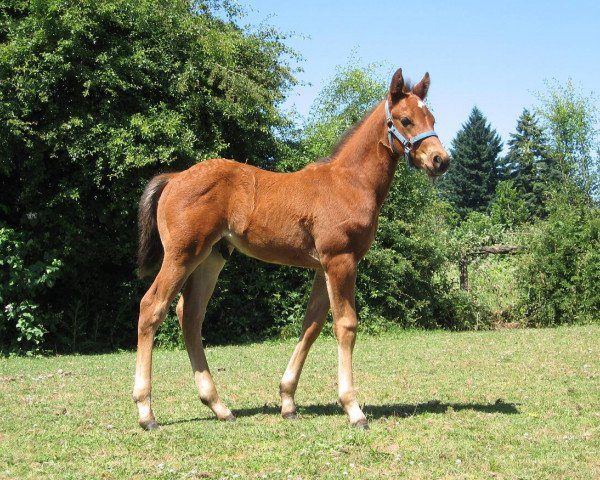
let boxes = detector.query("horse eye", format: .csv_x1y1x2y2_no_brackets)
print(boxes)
400,117,412,127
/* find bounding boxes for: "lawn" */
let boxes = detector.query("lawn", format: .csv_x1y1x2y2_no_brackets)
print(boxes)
1,326,599,479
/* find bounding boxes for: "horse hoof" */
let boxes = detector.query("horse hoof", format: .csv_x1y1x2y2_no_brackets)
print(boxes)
222,413,236,422
352,419,369,430
140,420,160,431
282,412,298,420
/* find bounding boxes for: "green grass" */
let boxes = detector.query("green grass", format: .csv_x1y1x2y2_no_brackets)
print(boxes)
1,326,599,479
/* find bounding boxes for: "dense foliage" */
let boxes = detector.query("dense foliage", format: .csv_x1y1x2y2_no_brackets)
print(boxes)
516,185,600,326
1,1,598,355
0,0,297,352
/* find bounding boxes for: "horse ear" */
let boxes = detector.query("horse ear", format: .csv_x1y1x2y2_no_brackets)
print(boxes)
389,68,405,103
412,72,430,100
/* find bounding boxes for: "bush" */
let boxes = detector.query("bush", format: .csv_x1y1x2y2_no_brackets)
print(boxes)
0,0,296,353
0,225,62,353
356,169,470,330
490,181,529,228
516,185,600,325
442,209,525,329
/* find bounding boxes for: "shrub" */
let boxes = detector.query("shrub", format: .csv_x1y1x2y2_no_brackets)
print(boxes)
0,0,296,352
0,225,62,354
516,185,600,325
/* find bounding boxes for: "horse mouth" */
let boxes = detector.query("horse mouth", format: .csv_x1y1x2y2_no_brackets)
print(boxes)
425,160,449,177
425,165,445,177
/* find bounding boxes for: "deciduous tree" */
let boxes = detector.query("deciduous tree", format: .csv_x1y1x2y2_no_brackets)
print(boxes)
0,0,297,352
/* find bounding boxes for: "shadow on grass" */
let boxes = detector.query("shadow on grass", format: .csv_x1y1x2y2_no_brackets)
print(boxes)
235,399,520,419
161,399,519,426
160,416,213,426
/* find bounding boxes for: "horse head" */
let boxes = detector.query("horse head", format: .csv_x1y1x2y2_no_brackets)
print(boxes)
385,68,449,176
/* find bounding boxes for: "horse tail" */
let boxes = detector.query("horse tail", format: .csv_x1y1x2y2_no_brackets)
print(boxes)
137,173,175,278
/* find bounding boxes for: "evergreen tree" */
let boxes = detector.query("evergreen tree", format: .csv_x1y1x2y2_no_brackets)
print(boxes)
500,109,558,218
442,107,503,217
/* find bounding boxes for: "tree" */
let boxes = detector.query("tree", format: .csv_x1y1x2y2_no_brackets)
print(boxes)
536,79,599,201
441,107,503,217
499,109,558,218
490,180,529,228
0,0,297,353
278,61,387,171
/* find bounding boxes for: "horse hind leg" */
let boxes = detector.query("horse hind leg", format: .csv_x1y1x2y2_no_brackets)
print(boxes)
176,245,235,421
280,269,329,419
132,251,196,430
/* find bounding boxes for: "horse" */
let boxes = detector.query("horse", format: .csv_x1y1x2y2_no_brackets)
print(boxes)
132,68,449,430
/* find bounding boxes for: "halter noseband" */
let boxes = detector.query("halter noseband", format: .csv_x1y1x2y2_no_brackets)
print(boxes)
385,99,438,168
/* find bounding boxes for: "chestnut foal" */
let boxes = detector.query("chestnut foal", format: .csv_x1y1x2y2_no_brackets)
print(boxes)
133,68,449,430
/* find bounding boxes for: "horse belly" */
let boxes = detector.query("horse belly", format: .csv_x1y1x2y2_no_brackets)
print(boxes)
225,219,320,269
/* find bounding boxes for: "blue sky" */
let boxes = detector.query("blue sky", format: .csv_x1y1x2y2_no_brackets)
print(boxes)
237,0,600,151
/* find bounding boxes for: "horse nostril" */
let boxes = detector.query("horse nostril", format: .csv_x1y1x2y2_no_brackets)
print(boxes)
433,155,442,168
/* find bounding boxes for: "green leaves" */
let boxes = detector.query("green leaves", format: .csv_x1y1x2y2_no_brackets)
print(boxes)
0,226,63,352
490,181,529,228
0,0,298,353
517,185,600,326
535,79,599,201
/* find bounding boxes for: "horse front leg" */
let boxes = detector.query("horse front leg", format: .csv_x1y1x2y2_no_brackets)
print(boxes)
280,269,329,419
323,254,368,429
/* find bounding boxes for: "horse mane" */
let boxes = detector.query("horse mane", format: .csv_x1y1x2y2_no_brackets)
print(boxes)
329,104,378,160
314,157,333,164
312,79,415,163
329,80,415,160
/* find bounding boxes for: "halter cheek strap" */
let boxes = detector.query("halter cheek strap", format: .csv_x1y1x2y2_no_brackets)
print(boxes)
385,99,438,168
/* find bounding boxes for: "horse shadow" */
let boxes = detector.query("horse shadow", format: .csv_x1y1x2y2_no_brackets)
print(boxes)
235,398,519,419
161,399,519,426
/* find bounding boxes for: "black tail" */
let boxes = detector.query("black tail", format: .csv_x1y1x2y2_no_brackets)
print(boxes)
137,173,174,278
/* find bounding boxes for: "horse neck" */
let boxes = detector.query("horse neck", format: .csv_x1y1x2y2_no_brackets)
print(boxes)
331,101,398,208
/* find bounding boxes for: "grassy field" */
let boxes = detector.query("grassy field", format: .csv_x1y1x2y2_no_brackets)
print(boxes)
1,326,599,479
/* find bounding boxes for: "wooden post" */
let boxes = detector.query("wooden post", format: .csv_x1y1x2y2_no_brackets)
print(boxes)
460,253,469,291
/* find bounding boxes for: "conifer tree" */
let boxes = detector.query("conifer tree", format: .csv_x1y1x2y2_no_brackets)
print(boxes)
500,109,558,218
442,107,503,217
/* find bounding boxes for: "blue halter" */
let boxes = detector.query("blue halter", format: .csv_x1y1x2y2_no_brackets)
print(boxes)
385,99,438,168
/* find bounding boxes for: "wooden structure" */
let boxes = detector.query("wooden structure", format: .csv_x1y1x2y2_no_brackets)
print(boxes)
459,244,521,291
